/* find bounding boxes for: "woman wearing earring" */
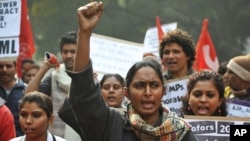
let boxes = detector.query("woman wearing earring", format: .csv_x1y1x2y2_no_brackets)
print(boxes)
181,70,228,117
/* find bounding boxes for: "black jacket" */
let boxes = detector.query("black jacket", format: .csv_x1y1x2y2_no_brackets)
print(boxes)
58,61,199,141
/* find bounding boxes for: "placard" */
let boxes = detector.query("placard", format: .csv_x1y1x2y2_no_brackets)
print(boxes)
162,77,189,116
0,37,19,60
185,115,250,141
226,99,250,117
0,0,21,37
90,33,143,78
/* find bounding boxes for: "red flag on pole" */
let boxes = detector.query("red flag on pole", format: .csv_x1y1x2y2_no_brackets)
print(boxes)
17,0,36,78
155,16,168,71
193,18,219,72
155,16,164,42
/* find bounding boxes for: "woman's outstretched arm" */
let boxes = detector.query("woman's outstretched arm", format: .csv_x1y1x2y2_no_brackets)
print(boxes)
74,1,103,72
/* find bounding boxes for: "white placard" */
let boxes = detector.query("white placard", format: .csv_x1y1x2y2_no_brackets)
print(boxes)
226,99,250,117
0,37,19,60
162,77,189,116
90,33,143,78
0,0,21,37
143,22,177,57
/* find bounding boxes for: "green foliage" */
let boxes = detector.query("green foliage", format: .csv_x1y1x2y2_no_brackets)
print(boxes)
28,0,250,62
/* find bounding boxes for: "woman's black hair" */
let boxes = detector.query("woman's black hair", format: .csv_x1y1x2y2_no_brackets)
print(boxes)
125,60,163,92
100,73,125,87
19,91,53,117
181,70,227,117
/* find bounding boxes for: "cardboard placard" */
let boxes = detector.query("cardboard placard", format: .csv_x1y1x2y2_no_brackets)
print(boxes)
184,115,250,141
162,76,189,116
0,37,19,60
0,0,21,37
226,99,250,117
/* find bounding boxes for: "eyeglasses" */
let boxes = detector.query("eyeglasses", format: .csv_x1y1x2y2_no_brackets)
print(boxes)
0,64,13,69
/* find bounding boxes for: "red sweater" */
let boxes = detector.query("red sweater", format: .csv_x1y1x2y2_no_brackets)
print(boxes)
0,105,16,141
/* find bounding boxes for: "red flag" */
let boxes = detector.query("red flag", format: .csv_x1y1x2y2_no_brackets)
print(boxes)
17,0,36,78
193,18,219,72
155,16,167,71
155,16,164,42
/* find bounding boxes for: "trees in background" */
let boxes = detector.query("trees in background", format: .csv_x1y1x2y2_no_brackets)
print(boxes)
28,0,250,62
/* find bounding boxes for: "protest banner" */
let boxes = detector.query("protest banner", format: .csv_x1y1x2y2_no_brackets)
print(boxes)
90,33,143,78
185,115,250,141
0,0,21,37
226,99,250,117
0,0,21,61
162,76,189,116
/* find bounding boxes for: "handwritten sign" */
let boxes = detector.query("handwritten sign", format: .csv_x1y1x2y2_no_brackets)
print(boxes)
90,33,143,78
162,77,189,116
185,116,250,141
226,99,250,117
0,37,19,60
143,22,177,58
0,0,21,37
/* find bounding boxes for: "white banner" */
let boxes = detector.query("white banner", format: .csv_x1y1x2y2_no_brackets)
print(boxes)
90,33,143,78
0,0,21,37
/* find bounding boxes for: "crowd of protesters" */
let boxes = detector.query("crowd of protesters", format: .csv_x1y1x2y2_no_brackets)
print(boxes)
0,1,250,141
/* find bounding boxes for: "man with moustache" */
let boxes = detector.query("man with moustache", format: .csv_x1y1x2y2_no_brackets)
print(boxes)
0,60,26,137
